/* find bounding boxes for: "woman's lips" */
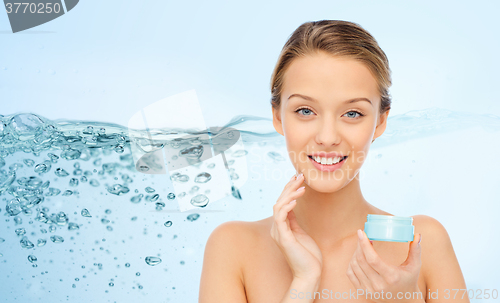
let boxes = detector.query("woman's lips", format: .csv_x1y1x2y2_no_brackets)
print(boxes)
308,155,347,172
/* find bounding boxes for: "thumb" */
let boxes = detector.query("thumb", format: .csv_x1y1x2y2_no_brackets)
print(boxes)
288,210,303,232
400,233,422,269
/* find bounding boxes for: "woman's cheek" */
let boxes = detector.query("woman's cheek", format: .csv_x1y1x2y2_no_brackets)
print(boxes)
346,125,372,147
284,121,306,143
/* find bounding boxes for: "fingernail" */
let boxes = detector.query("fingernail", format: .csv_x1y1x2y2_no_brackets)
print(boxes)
298,173,303,179
291,175,296,181
288,199,296,204
296,186,305,191
357,229,363,240
418,234,422,244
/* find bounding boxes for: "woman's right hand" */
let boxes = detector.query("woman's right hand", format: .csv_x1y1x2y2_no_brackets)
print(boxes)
270,173,323,281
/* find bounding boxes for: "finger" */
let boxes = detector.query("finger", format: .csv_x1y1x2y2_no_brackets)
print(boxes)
277,199,297,222
273,193,294,216
273,190,304,221
275,201,297,243
357,229,392,276
287,208,302,232
270,215,283,242
354,230,387,287
401,233,422,270
272,197,294,230
273,185,305,216
275,175,298,203
282,173,299,189
350,239,372,290
282,173,305,194
276,199,298,228
270,222,278,240
346,263,361,289
274,176,304,211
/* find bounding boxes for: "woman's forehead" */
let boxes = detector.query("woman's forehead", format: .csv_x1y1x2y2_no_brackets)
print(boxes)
285,54,377,88
282,54,380,105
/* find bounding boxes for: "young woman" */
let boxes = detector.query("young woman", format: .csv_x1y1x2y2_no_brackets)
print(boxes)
199,20,468,303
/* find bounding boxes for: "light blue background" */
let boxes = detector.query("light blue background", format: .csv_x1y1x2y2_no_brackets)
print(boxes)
2,0,500,127
1,0,499,302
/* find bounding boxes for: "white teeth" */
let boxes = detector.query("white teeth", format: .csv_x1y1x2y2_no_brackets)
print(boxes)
312,156,343,165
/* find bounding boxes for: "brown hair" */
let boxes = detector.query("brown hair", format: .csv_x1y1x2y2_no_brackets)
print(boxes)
270,20,392,115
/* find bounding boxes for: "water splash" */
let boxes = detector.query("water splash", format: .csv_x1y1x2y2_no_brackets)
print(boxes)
0,109,498,298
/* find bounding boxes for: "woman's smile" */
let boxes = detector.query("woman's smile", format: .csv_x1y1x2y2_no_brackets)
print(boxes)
308,154,348,172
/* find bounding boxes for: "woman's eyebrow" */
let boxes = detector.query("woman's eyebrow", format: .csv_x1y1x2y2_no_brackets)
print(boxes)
288,93,372,106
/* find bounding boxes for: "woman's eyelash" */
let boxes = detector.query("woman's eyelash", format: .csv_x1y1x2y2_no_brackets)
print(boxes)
294,107,365,118
295,107,314,115
344,110,365,119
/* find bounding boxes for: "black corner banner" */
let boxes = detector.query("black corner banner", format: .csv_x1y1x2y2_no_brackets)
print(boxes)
4,0,79,33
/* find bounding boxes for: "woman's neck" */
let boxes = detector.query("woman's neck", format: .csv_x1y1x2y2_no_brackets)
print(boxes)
293,175,379,251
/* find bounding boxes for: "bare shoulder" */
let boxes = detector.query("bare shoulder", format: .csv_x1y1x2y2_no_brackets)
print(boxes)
210,220,258,237
208,219,264,246
411,214,452,247
205,218,272,271
411,214,448,235
204,220,260,270
411,214,453,262
411,214,468,298
199,219,267,303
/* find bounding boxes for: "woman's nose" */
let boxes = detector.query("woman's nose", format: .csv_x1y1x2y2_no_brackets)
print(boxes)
315,119,341,146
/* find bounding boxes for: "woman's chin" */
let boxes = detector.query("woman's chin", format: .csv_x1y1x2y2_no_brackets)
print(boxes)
304,177,348,193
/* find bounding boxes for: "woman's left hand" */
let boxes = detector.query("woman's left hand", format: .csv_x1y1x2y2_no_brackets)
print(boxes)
346,229,423,303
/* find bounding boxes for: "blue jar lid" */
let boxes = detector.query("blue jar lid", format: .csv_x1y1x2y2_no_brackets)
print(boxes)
364,214,414,242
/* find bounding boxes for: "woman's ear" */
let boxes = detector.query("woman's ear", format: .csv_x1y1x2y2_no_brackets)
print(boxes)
373,109,390,141
272,106,284,136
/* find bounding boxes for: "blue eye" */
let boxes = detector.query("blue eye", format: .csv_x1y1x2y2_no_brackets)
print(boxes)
295,107,314,116
344,111,364,119
294,108,365,119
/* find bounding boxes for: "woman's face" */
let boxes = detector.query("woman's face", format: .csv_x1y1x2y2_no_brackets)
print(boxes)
272,51,389,192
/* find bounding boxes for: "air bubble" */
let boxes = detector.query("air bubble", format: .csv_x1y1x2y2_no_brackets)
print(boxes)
145,256,161,266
